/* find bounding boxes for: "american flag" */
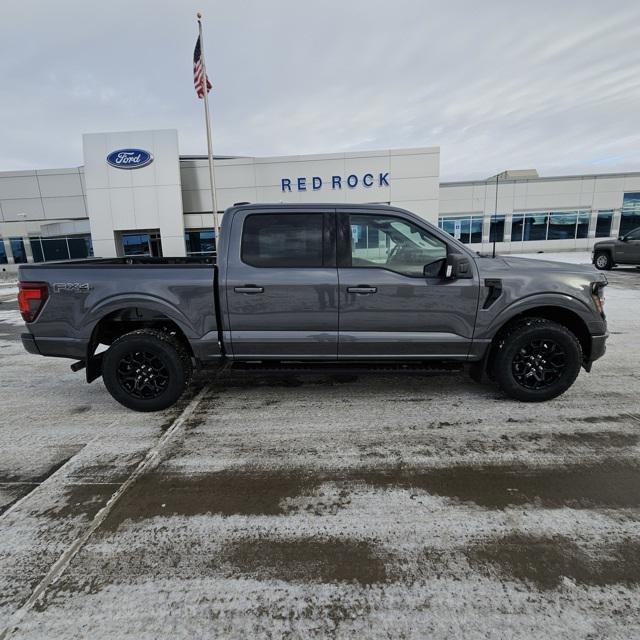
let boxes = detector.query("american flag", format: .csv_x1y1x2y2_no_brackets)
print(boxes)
193,36,212,98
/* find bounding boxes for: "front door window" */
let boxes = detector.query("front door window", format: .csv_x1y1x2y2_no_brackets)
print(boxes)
348,214,447,277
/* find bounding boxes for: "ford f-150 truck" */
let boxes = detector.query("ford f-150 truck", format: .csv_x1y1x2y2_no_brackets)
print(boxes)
18,203,608,411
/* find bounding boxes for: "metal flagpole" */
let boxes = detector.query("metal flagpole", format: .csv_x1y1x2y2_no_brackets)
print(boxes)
197,13,220,240
492,171,507,259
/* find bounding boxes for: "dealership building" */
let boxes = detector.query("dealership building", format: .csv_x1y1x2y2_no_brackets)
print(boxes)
1,127,639,271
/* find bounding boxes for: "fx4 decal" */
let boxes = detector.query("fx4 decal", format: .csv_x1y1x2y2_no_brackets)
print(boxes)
52,282,91,294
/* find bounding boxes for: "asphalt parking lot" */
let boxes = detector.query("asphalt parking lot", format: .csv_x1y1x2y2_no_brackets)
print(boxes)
1,260,639,639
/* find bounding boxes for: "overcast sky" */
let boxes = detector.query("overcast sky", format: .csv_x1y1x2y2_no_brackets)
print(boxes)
2,0,640,179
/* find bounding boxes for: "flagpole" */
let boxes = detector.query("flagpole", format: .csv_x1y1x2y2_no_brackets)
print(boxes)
197,12,220,240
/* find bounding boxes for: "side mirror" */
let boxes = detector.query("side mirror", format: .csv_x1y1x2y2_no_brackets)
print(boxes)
423,257,447,279
619,235,627,242
445,253,473,279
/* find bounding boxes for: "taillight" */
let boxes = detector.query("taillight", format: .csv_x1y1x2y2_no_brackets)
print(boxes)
17,282,49,323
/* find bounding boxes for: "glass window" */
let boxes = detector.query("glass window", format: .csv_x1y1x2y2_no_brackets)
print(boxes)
185,229,216,256
511,214,524,241
621,193,640,236
68,237,91,259
576,211,590,239
10,238,27,263
627,227,640,240
489,215,505,243
0,240,7,264
30,238,44,263
470,217,483,243
523,213,548,241
122,233,151,256
547,212,577,240
439,215,482,244
41,238,70,262
241,213,324,268
348,214,447,277
595,211,613,238
439,219,455,238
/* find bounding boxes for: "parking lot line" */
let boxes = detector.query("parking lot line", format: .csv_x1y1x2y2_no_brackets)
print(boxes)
0,452,84,522
0,386,209,640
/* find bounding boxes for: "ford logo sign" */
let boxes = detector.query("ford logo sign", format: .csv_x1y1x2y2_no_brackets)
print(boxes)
106,148,153,170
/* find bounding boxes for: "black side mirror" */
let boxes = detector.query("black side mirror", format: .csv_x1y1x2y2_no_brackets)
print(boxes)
445,253,473,279
619,235,627,242
423,257,447,279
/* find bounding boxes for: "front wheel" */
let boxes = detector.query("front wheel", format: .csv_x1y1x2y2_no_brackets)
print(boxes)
492,318,582,402
102,329,193,411
593,251,613,270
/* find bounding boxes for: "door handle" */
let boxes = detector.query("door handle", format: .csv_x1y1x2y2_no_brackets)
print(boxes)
347,286,377,294
234,285,264,294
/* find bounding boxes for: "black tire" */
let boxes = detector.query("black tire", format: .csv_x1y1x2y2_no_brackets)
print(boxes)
593,251,613,270
492,318,582,402
102,329,192,411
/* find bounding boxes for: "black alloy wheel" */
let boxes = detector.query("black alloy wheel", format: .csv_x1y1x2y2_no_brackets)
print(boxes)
102,329,192,411
511,339,567,390
492,318,582,402
115,350,170,399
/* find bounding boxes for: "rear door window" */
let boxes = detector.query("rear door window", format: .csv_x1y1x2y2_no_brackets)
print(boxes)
241,214,324,267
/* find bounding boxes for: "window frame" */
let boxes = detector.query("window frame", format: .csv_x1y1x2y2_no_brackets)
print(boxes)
240,212,335,269
9,237,27,264
595,210,613,238
185,228,217,256
438,214,484,244
338,211,449,278
489,215,506,243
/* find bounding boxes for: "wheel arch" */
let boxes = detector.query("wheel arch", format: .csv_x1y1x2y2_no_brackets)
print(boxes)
486,304,592,374
86,305,194,382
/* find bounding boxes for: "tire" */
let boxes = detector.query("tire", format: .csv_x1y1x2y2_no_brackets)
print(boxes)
593,251,613,270
492,318,582,402
102,329,193,411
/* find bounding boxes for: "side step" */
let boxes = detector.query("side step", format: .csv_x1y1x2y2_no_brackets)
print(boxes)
229,361,464,376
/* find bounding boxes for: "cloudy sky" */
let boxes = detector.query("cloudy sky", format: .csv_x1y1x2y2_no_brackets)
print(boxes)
2,0,640,179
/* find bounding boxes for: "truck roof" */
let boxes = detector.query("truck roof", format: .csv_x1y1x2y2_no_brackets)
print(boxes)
227,202,402,213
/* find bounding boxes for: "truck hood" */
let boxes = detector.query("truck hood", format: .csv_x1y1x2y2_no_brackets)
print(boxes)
476,255,604,280
501,256,597,274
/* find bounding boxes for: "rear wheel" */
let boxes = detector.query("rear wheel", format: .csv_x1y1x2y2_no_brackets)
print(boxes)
594,251,613,270
492,318,582,402
102,329,192,411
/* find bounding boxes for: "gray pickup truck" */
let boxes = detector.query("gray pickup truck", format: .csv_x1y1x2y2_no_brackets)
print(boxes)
592,226,640,270
18,203,608,411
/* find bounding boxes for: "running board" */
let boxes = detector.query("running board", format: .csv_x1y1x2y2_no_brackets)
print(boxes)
229,361,463,375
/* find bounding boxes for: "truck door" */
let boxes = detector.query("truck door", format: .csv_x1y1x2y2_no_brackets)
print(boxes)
337,210,480,359
618,227,640,263
224,209,338,359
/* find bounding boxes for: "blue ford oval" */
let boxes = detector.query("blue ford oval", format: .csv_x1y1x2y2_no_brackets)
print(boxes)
106,148,153,170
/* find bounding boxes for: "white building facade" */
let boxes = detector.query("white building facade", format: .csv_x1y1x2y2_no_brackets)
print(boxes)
0,128,639,272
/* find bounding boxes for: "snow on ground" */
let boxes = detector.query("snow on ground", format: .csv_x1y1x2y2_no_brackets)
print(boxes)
0,268,639,639
0,309,24,327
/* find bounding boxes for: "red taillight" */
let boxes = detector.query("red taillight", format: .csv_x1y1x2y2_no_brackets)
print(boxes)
17,282,49,323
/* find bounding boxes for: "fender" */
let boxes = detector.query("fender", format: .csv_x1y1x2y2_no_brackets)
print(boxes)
85,293,202,340
83,294,205,384
476,291,602,342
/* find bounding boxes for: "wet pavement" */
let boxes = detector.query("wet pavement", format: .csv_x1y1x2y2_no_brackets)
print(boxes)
0,270,639,639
